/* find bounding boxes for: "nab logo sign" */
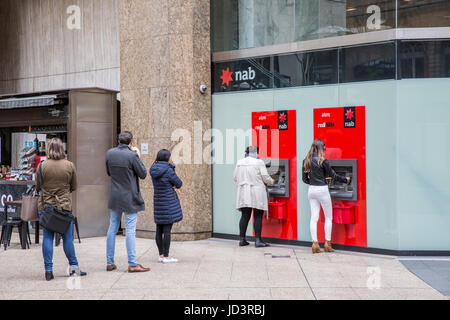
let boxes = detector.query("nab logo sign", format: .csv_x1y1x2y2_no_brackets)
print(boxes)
220,67,256,87
278,111,288,130
344,107,356,128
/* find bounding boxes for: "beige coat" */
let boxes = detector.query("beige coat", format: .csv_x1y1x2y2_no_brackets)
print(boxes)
233,157,274,211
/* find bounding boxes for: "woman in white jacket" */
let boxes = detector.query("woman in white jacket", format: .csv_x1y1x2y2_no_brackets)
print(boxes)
234,146,274,247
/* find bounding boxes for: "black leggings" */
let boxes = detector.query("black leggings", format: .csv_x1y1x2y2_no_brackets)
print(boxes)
239,207,264,238
155,223,173,257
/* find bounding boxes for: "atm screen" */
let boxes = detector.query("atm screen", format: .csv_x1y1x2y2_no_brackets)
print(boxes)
265,159,290,198
326,159,357,201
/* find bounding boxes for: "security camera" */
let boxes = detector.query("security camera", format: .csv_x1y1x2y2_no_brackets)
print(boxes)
199,85,208,94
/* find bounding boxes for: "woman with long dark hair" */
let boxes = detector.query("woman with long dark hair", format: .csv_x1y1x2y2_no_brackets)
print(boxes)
150,149,183,263
302,139,350,254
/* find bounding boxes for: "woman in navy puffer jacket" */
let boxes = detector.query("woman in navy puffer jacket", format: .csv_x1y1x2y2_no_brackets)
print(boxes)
150,149,183,263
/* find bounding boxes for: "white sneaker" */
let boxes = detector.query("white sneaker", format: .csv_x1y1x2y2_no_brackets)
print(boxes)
158,257,164,263
162,257,178,264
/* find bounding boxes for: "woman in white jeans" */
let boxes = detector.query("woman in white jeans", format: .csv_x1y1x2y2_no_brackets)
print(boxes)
302,139,350,253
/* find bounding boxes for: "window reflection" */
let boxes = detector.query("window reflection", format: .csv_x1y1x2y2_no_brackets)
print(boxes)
211,0,398,52
399,41,450,79
274,50,338,87
211,0,239,52
398,0,450,28
211,41,450,93
345,0,396,34
339,43,396,83
211,1,450,53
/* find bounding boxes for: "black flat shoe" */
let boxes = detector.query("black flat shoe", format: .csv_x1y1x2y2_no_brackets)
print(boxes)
255,238,270,248
239,237,249,246
45,271,54,281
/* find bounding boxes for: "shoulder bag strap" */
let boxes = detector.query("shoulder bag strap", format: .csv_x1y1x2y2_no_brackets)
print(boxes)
38,162,45,208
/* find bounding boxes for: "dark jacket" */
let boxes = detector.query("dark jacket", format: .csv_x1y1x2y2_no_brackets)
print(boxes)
150,161,183,225
106,144,147,213
36,159,77,212
302,154,348,186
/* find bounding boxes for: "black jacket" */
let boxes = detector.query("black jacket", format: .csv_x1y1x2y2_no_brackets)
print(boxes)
106,144,147,213
150,161,183,225
302,154,348,186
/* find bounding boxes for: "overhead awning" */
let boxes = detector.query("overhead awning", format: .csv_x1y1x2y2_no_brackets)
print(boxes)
0,94,68,110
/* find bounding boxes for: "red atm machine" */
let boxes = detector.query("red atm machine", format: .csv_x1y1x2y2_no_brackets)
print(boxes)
313,106,367,247
252,110,297,240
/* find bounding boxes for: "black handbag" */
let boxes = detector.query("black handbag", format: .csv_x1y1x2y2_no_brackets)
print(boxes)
38,163,75,234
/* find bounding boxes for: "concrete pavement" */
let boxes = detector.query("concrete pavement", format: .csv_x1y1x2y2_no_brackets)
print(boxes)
0,235,448,300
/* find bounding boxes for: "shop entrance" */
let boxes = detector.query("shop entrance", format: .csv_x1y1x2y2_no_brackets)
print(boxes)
0,89,118,238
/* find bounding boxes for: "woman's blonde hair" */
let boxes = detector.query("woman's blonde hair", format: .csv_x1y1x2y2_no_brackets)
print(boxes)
303,139,325,173
46,138,66,160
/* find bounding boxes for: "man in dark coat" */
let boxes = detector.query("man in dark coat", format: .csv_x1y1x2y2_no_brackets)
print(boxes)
105,131,150,273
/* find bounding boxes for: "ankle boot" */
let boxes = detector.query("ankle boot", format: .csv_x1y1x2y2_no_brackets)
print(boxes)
239,237,249,246
45,271,54,281
255,238,269,247
312,242,322,254
324,241,335,252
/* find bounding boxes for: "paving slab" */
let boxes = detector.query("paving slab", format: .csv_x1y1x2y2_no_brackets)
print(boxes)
399,258,450,296
312,287,360,300
0,236,447,300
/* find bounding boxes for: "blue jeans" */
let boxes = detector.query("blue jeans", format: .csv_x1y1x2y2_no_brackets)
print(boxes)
39,211,79,272
106,210,138,267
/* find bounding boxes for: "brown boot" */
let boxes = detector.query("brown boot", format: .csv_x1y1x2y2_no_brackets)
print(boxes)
324,241,335,252
106,264,117,272
128,264,150,273
312,242,322,254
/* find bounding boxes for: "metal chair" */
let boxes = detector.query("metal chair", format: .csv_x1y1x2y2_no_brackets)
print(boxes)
0,201,31,250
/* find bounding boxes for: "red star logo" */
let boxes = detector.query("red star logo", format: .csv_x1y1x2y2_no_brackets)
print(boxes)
220,68,233,86
279,112,287,122
345,109,354,120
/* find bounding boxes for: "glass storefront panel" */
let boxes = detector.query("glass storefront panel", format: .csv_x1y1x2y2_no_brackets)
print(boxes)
273,49,338,87
211,0,239,52
212,79,450,250
211,1,449,53
211,0,397,52
396,78,450,250
212,41,450,93
339,42,396,83
211,0,296,52
399,40,450,79
398,0,450,28
238,0,295,49
296,0,395,41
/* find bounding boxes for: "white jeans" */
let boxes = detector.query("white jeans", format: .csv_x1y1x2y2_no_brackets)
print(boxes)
308,185,333,242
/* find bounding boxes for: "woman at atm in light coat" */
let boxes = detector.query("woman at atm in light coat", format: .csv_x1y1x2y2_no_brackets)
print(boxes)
302,139,350,254
234,146,274,248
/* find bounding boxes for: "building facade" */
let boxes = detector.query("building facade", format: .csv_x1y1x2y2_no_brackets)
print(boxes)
0,0,449,252
211,0,450,253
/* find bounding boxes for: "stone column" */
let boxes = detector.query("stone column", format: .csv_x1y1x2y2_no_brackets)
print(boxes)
118,0,212,240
